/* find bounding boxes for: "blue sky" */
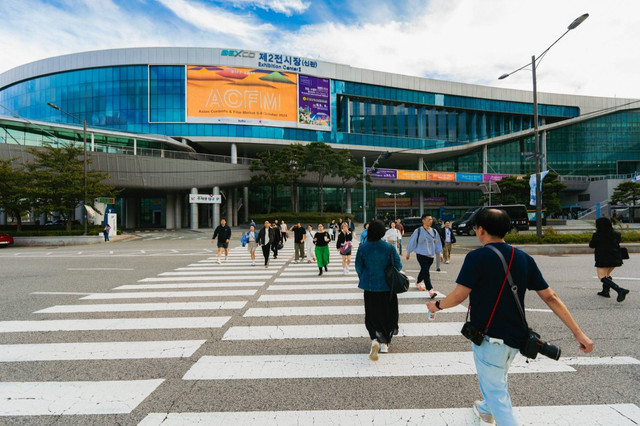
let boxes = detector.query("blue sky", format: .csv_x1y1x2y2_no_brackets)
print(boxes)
1,0,639,98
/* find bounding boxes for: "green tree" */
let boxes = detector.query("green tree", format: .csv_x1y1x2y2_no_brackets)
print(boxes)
335,151,367,213
611,181,640,207
305,142,340,215
249,150,283,214
480,172,566,215
27,143,115,231
279,144,307,214
0,158,32,231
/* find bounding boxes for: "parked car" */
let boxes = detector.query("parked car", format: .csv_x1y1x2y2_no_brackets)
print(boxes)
0,233,14,247
453,205,529,236
400,217,423,233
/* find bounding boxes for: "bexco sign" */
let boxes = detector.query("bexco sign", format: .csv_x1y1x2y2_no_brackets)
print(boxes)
189,194,222,204
221,49,256,58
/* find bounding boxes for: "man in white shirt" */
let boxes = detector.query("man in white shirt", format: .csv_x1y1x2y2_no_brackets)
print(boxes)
384,221,402,252
439,220,456,264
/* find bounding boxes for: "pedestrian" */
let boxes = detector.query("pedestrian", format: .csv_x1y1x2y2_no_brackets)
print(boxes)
305,224,317,263
384,221,402,252
291,220,306,263
589,217,630,302
329,219,337,241
336,222,353,274
347,217,356,239
250,219,256,228
246,224,259,266
427,208,593,425
280,220,288,245
271,221,282,259
355,219,402,361
405,213,443,297
313,223,331,275
360,222,369,245
395,218,405,254
432,218,443,271
212,218,232,264
439,220,456,264
103,223,111,242
257,220,275,268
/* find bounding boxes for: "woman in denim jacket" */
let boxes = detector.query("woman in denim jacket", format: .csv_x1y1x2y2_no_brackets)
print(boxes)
355,219,402,361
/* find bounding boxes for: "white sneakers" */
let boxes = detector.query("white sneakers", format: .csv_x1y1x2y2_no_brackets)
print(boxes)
346,265,350,273
379,343,389,353
473,400,495,424
369,340,380,361
216,258,221,264
429,289,438,299
251,261,255,266
416,282,426,291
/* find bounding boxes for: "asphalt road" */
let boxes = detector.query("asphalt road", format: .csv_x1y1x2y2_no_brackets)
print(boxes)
0,231,638,425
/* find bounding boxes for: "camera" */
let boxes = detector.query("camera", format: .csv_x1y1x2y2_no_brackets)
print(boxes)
461,322,485,346
520,329,561,360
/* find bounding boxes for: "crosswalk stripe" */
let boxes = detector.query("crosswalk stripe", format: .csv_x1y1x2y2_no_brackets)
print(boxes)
81,290,256,300
278,271,358,277
0,317,230,333
114,282,264,290
0,379,164,416
222,322,464,340
35,301,246,314
0,340,206,361
243,304,468,317
159,270,275,276
182,351,610,380
274,277,359,283
267,284,358,290
139,275,273,282
258,292,442,301
138,404,640,426
176,265,282,270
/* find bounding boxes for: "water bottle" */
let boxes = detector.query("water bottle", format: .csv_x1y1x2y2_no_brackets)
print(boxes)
427,310,435,321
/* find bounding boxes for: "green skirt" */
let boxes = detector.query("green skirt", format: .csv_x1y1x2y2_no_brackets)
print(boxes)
315,245,330,268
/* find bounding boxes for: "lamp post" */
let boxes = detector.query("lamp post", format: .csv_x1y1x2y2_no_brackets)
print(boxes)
362,151,391,223
499,13,588,238
384,191,406,221
47,102,88,236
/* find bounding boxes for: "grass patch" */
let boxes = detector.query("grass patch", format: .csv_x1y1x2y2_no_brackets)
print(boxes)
505,229,640,244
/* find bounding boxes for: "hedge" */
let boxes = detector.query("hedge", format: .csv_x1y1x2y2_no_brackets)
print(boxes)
2,225,112,237
505,229,640,244
248,212,354,226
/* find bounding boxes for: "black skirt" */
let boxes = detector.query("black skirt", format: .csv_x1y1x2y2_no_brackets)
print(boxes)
363,291,399,344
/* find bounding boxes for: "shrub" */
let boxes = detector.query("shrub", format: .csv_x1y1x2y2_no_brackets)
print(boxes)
505,230,640,244
248,212,354,226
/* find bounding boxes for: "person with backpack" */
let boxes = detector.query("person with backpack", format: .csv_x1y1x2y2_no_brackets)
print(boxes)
405,213,443,298
336,222,353,275
212,218,232,264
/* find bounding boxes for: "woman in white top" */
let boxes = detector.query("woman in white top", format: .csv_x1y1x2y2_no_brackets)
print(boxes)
305,225,316,263
280,220,288,244
384,221,402,252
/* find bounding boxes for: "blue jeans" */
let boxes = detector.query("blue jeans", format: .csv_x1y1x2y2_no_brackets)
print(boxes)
472,336,520,426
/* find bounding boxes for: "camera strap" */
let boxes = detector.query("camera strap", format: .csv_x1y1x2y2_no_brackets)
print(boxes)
486,244,529,329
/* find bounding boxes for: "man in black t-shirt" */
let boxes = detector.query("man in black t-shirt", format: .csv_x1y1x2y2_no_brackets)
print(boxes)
427,208,593,426
212,218,232,264
291,221,306,263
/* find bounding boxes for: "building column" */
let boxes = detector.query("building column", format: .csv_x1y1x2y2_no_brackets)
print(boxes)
233,188,239,227
482,145,488,174
175,193,182,230
0,209,6,226
243,187,249,224
125,197,137,229
91,133,95,152
213,186,220,228
133,137,137,155
231,143,238,164
190,187,198,230
226,189,234,227
166,193,176,230
346,188,352,214
419,156,425,217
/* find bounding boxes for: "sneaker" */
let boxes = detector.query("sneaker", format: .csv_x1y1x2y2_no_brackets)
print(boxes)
342,268,347,275
436,268,441,272
294,260,299,264
429,290,437,299
473,400,495,424
617,288,629,302
416,283,426,291
445,260,450,264
369,340,380,361
216,259,221,264
307,259,312,263
224,256,228,262
379,343,389,353
251,261,255,266
346,265,350,273
265,264,269,268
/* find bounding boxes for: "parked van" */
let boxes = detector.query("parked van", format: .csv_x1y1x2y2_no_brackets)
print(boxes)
453,205,529,235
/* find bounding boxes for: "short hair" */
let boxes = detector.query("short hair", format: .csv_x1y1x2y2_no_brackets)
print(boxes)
367,219,386,241
420,213,432,220
476,208,511,238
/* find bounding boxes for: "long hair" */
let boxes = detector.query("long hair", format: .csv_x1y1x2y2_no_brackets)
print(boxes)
595,217,614,235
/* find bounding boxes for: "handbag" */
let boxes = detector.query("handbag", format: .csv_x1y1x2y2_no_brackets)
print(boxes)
384,244,409,294
339,241,352,255
621,247,630,260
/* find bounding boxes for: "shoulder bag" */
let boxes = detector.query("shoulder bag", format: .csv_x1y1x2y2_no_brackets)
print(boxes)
384,244,409,294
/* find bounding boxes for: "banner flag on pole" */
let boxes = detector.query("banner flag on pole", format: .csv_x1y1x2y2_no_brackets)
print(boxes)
529,171,549,206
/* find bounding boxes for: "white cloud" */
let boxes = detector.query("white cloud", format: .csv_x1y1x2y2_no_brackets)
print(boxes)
229,0,310,16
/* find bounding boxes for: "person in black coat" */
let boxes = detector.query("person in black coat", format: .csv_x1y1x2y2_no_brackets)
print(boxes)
270,222,282,259
589,217,629,302
257,221,276,268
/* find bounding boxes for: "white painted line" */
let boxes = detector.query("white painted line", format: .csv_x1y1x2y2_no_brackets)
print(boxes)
159,270,274,276
0,340,206,362
592,276,640,281
31,292,95,296
67,268,135,271
0,317,230,333
177,265,283,270
526,308,553,313
268,284,358,291
183,351,581,380
274,277,359,283
139,276,273,282
0,379,164,416
114,282,264,290
244,304,468,317
278,271,358,277
35,301,246,314
223,322,464,340
258,292,444,302
139,404,640,426
82,290,256,300
562,356,640,366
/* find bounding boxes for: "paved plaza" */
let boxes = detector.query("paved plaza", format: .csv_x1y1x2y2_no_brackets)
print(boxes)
0,232,638,425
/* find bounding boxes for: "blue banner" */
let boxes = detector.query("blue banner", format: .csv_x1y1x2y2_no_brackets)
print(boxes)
456,173,483,182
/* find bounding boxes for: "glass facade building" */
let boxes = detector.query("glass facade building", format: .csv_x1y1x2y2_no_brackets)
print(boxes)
1,47,638,225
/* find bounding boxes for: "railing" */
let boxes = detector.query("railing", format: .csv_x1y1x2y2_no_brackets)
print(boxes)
90,143,254,165
578,202,609,220
588,174,635,181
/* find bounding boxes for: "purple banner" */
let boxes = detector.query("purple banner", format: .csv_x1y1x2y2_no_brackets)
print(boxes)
483,173,509,182
298,75,330,130
366,168,397,179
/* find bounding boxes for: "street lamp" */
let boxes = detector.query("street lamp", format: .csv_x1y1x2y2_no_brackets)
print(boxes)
362,151,391,223
499,13,588,238
384,191,406,221
47,102,88,236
